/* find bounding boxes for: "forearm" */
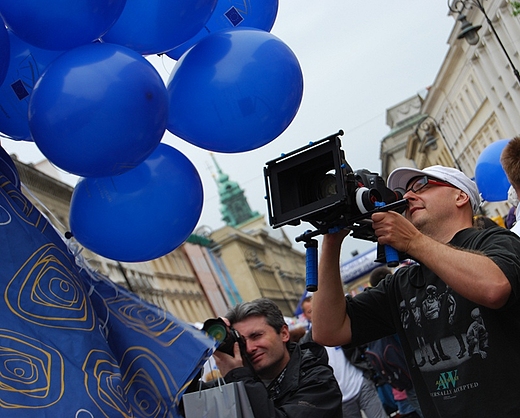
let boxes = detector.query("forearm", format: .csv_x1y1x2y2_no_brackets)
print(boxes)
312,233,352,346
408,234,511,309
372,211,512,309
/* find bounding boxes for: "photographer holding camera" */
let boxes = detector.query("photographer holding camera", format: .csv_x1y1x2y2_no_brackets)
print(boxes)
206,298,342,418
312,165,520,418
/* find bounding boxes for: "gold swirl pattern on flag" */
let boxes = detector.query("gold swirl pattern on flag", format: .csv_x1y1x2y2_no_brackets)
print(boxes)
0,329,64,409
5,244,95,330
1,177,48,233
0,205,11,225
106,297,185,347
83,347,177,418
83,350,132,418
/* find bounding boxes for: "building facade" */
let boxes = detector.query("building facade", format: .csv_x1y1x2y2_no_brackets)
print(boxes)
381,0,517,220
380,93,425,176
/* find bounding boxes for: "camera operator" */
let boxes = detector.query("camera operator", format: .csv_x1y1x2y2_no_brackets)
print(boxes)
312,165,520,418
209,298,342,418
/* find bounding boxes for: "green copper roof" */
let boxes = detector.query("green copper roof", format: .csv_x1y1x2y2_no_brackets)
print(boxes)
211,154,260,227
383,113,426,139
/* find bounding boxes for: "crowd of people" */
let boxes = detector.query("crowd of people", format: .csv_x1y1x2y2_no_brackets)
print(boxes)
299,294,391,418
183,158,520,418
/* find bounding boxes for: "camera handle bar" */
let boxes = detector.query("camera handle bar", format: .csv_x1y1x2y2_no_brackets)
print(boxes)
304,239,319,292
374,201,399,268
296,198,408,291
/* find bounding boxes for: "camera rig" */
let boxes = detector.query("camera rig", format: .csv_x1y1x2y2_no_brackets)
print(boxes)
263,130,408,290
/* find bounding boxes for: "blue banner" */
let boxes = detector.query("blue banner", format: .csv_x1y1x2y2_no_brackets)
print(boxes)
0,149,214,417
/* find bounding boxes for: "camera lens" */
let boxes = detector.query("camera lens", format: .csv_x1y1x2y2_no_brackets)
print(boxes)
204,319,228,343
202,318,238,356
318,174,337,199
355,187,382,213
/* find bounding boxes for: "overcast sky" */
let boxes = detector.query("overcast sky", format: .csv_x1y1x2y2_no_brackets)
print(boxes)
1,1,457,263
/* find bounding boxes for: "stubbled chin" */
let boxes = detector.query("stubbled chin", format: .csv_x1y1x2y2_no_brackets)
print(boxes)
251,354,263,365
407,209,425,226
407,207,423,218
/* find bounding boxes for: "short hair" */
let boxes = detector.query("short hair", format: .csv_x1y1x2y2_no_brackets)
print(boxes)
473,215,499,230
301,295,312,306
225,298,286,333
369,266,392,287
501,136,520,190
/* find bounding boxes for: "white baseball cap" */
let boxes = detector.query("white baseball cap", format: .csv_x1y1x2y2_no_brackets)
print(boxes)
387,165,482,214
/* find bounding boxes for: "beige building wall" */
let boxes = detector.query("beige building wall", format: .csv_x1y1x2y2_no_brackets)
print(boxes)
210,217,307,317
383,0,516,220
424,0,517,219
381,94,424,178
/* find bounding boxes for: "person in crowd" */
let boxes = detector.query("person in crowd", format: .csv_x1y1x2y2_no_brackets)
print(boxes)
209,298,342,417
500,135,520,235
472,215,500,229
301,295,387,418
288,325,306,342
505,204,517,229
312,165,520,417
369,266,423,418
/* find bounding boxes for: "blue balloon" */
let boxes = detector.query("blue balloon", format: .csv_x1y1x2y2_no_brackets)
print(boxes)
475,138,511,202
69,144,204,262
167,0,278,60
28,42,168,178
102,0,218,55
0,21,9,86
0,0,126,50
0,30,64,141
167,28,303,153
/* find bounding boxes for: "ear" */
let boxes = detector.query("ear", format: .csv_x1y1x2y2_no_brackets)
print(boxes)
280,324,290,343
455,190,471,210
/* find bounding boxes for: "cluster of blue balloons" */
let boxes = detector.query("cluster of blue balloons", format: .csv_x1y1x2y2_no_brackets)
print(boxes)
474,139,511,202
0,0,303,262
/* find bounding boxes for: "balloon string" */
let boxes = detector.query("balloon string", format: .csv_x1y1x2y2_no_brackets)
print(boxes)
0,132,18,140
159,54,172,78
19,181,90,269
20,180,123,308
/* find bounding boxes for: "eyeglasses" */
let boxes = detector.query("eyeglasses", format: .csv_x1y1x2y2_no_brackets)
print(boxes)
405,176,455,194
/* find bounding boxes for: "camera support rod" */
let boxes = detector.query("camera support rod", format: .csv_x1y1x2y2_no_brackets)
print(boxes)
296,198,408,291
295,198,408,243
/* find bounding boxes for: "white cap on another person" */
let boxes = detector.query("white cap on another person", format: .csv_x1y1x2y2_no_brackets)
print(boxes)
387,165,482,214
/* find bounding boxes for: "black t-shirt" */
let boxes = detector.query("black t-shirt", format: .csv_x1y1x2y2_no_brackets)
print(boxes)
347,227,520,418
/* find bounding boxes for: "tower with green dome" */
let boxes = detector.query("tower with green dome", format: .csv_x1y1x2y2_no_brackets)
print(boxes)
211,154,261,227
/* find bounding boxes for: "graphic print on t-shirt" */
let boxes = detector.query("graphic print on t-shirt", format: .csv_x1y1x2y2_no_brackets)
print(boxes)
399,283,488,373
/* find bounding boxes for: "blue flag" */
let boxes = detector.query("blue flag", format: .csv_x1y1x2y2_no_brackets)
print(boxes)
0,148,215,417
